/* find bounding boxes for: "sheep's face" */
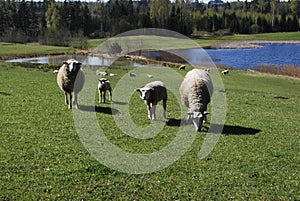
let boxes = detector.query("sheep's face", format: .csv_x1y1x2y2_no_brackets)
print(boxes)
136,87,153,100
64,59,81,73
187,111,209,132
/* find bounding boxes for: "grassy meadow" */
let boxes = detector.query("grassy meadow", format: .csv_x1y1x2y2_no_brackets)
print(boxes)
0,61,299,200
0,42,75,60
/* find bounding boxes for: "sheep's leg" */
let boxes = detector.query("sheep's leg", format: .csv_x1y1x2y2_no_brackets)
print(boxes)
103,91,106,103
147,104,151,120
69,93,72,109
109,89,112,102
64,92,69,106
149,105,156,120
73,93,78,109
99,90,102,103
163,99,167,119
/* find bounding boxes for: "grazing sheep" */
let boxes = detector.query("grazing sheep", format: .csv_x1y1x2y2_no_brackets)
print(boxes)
179,69,213,131
222,69,229,75
98,78,112,103
179,65,186,70
109,73,118,77
136,81,167,120
96,70,108,76
129,72,136,77
57,59,85,109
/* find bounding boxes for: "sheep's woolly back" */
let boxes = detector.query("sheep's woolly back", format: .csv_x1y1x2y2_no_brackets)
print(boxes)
144,81,166,89
180,69,213,113
144,81,167,103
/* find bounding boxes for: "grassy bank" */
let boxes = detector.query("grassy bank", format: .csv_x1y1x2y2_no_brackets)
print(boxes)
1,32,299,60
193,31,300,48
0,62,299,200
0,42,75,60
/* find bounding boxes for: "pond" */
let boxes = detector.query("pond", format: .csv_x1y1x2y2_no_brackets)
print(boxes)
6,44,300,70
171,44,300,70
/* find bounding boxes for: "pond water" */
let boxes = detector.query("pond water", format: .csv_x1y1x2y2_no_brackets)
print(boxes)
6,44,300,70
170,44,300,70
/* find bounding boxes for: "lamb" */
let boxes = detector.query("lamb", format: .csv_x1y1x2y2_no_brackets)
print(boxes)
98,78,112,103
179,69,213,131
57,59,85,109
136,81,167,120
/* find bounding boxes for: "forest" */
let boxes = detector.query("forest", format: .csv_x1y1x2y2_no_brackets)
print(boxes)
0,0,299,46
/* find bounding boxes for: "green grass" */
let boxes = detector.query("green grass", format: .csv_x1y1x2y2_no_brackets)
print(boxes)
0,62,299,200
0,42,75,59
193,31,300,48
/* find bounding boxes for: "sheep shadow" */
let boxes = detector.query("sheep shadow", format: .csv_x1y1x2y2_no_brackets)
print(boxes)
166,118,261,135
78,105,119,115
205,124,261,135
0,91,11,96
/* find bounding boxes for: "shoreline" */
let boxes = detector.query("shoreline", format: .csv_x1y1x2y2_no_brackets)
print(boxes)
1,40,300,61
210,40,300,49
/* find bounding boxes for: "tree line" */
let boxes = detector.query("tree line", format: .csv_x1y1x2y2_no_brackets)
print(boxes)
0,0,299,46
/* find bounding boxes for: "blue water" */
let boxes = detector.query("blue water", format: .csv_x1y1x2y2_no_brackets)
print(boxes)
7,44,300,70
204,44,300,69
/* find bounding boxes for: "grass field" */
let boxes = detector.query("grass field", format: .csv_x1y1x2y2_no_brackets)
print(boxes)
0,61,299,200
0,42,75,60
193,32,300,48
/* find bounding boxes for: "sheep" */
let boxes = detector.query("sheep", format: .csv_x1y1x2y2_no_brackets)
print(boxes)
179,65,186,70
96,70,108,76
57,59,85,109
109,73,118,77
129,72,136,77
222,69,229,75
98,78,112,103
135,81,167,120
179,69,213,131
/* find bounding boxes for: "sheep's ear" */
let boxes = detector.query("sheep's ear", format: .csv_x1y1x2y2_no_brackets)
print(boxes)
135,88,140,92
63,61,68,65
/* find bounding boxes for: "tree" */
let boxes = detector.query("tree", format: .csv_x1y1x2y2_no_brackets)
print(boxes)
45,1,62,31
290,0,300,17
150,0,170,28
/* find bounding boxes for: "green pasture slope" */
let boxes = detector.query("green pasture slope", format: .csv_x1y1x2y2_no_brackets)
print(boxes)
0,62,299,200
0,42,74,59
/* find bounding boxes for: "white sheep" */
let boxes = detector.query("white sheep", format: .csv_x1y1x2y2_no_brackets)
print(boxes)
222,69,229,75
179,65,186,70
57,59,85,109
136,81,167,120
98,78,112,103
179,69,213,131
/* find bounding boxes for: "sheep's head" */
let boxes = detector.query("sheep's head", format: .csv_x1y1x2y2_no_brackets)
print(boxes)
187,110,210,132
63,59,81,73
136,87,154,100
98,78,108,84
